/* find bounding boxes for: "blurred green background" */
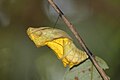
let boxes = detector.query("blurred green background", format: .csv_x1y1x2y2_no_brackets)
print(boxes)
0,0,120,80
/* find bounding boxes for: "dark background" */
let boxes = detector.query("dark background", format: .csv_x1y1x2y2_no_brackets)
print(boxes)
0,0,120,80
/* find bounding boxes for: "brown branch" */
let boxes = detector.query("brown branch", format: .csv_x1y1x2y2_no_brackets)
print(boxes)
48,0,109,80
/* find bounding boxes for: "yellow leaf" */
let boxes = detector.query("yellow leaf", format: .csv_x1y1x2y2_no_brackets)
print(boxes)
27,27,88,68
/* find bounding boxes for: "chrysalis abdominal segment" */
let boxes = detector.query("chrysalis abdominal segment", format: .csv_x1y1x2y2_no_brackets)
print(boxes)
46,38,88,68
27,27,88,68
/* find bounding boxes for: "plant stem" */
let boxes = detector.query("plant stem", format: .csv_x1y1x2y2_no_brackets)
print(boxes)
48,0,109,80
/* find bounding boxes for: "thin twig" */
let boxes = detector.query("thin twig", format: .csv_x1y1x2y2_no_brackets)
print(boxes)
48,0,109,80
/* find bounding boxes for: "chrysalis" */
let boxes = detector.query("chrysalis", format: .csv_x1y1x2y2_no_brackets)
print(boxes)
27,27,88,68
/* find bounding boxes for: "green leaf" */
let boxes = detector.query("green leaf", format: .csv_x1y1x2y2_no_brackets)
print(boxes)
64,56,109,80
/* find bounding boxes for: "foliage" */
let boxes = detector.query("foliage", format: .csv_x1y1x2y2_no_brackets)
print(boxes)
64,56,109,80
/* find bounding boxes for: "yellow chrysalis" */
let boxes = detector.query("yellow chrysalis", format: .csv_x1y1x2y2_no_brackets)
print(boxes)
27,27,88,68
